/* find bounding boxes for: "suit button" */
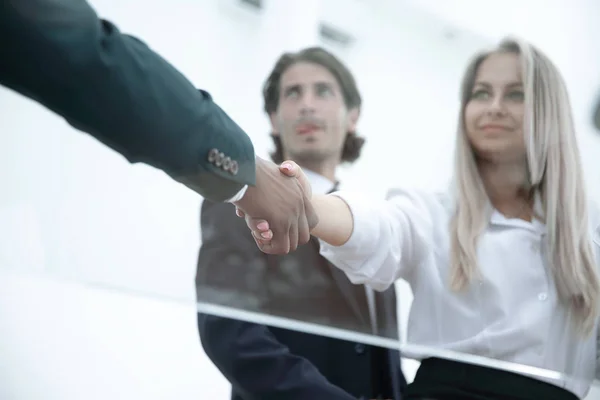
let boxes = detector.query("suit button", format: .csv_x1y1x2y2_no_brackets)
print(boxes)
354,344,365,354
222,156,232,171
207,148,219,163
230,160,239,175
215,152,225,167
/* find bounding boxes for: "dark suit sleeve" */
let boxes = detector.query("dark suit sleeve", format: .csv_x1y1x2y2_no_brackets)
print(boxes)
196,200,356,400
0,0,254,202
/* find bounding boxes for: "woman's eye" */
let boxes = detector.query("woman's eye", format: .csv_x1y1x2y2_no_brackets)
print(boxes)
471,90,489,100
507,91,525,101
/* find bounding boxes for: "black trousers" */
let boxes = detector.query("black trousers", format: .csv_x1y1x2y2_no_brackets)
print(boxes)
404,358,579,400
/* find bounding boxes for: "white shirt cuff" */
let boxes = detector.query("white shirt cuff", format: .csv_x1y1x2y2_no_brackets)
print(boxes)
225,185,248,203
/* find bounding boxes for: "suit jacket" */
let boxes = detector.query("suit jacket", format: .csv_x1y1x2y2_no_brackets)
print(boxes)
0,0,254,202
196,199,407,400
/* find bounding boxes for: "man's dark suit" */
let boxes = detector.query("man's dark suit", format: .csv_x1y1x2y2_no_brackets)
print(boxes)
1,0,253,202
196,199,407,400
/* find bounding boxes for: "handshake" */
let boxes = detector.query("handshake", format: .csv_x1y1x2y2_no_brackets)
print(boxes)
233,157,315,254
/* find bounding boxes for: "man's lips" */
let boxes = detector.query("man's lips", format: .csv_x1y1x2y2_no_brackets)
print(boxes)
295,124,321,134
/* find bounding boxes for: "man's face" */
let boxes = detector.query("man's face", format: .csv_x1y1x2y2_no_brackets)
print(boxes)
270,61,359,164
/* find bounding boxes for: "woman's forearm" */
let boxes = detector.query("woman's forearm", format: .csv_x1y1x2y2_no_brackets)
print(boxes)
310,194,354,246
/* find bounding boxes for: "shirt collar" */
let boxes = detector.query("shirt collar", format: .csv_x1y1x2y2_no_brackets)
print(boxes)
303,168,338,195
489,191,546,234
445,188,546,234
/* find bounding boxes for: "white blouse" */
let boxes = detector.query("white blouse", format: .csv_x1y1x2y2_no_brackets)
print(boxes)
318,187,600,399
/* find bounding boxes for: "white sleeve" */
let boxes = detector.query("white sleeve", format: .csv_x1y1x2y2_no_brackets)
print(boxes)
318,187,436,291
596,326,599,380
590,203,600,379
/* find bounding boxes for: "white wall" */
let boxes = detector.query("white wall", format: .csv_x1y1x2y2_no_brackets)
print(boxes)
405,0,600,199
1,0,598,399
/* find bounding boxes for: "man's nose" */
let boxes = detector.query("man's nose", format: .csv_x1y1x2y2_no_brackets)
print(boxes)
299,93,317,113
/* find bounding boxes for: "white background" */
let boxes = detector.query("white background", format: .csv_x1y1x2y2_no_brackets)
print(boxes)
1,0,599,399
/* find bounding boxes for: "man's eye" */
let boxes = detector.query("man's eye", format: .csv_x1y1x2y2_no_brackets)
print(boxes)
285,88,299,98
318,86,332,96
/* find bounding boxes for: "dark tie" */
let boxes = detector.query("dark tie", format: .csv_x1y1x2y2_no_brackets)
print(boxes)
328,181,340,194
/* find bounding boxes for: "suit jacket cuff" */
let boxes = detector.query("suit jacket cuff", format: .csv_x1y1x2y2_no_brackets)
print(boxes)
225,185,248,203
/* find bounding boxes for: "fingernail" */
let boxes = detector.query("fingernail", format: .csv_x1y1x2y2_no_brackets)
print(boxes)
257,221,269,230
261,231,272,239
282,163,292,171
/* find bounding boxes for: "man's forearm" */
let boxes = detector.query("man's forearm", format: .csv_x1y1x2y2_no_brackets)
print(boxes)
0,0,255,201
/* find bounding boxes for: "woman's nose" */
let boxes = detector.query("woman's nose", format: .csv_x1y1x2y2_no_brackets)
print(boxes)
486,96,507,116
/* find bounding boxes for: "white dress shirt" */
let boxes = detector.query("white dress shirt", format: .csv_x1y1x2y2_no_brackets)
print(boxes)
318,187,600,399
303,169,379,335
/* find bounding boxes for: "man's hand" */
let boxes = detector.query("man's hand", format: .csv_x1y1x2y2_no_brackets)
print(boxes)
233,157,316,254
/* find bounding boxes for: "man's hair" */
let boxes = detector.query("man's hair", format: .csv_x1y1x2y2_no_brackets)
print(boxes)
262,47,365,164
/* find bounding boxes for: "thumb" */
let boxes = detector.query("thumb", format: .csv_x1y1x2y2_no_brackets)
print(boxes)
279,160,300,177
280,160,311,198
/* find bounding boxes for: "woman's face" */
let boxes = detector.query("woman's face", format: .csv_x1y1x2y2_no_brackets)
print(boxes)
464,52,526,163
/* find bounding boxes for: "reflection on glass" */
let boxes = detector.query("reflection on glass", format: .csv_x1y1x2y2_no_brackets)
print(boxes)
2,3,599,400
197,37,600,400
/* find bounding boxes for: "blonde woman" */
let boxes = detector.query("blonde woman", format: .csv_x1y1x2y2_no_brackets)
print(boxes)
241,37,600,400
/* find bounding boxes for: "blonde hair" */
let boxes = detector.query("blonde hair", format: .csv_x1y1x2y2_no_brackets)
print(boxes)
450,37,600,335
